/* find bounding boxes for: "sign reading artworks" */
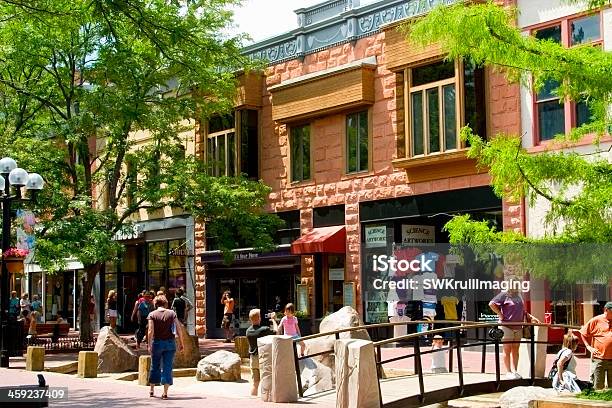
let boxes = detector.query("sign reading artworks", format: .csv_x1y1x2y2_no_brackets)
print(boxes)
365,225,387,248
401,225,435,246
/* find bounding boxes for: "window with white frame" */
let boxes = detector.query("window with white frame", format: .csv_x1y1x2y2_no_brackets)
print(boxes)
406,60,486,157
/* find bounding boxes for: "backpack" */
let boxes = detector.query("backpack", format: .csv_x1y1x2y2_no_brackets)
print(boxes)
138,300,151,320
548,349,571,380
172,297,186,320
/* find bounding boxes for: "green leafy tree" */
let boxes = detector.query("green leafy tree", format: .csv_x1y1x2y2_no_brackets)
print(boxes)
400,1,611,281
0,0,281,341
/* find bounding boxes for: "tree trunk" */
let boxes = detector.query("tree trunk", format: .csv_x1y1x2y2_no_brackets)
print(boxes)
79,263,101,342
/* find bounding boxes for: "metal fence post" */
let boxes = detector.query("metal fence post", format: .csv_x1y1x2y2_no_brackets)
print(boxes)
530,325,536,385
414,337,425,403
494,326,501,390
481,327,486,373
293,340,304,397
455,329,464,396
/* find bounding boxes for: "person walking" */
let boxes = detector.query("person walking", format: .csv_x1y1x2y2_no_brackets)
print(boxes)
489,285,539,379
147,295,184,400
135,292,153,348
106,290,118,330
579,301,612,389
552,333,591,392
221,290,235,343
171,287,193,326
246,308,278,396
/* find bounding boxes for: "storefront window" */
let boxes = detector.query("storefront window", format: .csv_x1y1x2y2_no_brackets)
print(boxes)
327,255,345,314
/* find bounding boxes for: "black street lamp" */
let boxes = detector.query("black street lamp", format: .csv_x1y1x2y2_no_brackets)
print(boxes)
0,157,44,368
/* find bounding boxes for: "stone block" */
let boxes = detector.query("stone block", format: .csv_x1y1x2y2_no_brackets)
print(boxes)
234,336,249,359
138,355,151,386
78,351,98,378
94,326,138,373
26,346,44,372
196,350,241,382
258,335,298,402
335,339,380,408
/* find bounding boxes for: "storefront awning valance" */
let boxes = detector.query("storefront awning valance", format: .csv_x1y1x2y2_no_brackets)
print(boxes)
291,226,346,255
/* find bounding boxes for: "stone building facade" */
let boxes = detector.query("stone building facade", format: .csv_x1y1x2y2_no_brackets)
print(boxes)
194,0,527,337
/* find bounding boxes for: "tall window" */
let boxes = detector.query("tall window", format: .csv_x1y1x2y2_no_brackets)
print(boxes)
406,60,485,157
346,111,369,173
533,13,601,142
291,125,310,182
207,113,235,177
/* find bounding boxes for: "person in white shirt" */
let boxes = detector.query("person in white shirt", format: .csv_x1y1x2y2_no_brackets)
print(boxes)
430,335,448,373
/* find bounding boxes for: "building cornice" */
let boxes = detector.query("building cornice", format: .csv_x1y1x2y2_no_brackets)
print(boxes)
242,0,458,65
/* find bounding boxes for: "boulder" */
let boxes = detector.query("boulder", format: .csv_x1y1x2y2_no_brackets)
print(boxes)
196,350,241,382
319,306,370,341
300,357,334,397
499,386,558,408
301,306,370,390
94,326,138,373
173,321,201,368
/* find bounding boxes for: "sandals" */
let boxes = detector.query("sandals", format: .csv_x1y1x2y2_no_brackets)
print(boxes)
161,394,168,400
149,391,154,397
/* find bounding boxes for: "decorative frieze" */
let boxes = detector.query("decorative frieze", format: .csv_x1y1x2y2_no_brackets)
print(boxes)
243,0,458,64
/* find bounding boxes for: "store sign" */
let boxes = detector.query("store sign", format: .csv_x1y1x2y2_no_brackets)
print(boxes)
365,225,387,248
329,268,344,281
401,225,435,246
114,224,143,241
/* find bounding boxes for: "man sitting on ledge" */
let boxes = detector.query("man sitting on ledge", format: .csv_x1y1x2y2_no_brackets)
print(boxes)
246,308,278,397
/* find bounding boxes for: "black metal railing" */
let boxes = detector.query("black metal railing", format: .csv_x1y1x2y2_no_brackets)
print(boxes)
291,320,580,407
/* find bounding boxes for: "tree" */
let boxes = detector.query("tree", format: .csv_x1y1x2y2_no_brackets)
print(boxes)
400,1,611,281
0,0,281,341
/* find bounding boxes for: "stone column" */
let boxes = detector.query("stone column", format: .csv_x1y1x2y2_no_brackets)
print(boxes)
517,325,548,379
258,335,298,403
138,355,151,385
77,351,98,378
26,346,45,371
335,338,380,408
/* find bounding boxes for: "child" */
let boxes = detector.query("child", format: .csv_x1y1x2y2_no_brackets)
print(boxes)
278,303,305,356
430,335,448,374
246,308,278,396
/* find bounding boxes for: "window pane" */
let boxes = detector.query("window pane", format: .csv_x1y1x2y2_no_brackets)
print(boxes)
228,132,235,177
208,113,235,134
537,79,560,101
538,100,565,141
346,114,358,173
571,14,600,45
302,126,310,180
411,92,424,156
411,61,455,87
427,88,440,153
207,138,215,176
464,63,486,139
240,110,259,179
575,100,592,127
291,130,301,181
443,85,457,151
148,242,167,269
535,25,561,43
218,135,226,176
358,111,368,172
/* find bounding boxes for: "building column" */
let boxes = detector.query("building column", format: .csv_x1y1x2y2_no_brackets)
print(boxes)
345,196,361,315
194,220,206,337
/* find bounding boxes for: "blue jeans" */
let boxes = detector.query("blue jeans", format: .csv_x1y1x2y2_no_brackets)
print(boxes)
149,339,176,385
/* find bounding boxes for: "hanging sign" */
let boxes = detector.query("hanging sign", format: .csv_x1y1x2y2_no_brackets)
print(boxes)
365,225,387,248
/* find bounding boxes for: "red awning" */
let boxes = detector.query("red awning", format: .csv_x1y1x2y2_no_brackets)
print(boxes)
290,226,346,255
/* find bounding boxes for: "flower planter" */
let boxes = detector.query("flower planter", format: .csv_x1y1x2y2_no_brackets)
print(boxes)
3,256,25,274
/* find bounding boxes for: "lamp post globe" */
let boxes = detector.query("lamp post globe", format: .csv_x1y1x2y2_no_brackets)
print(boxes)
0,157,17,175
8,168,28,187
0,175,4,192
26,173,44,190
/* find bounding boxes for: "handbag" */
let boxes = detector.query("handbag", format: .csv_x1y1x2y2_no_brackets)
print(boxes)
488,327,504,341
547,350,571,380
522,313,532,339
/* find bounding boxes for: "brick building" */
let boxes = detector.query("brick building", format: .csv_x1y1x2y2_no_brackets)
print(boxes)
195,0,527,338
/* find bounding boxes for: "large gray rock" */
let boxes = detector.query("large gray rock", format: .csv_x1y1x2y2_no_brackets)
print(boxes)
301,307,370,393
300,357,334,397
94,326,138,373
499,386,558,408
173,321,201,368
319,306,370,341
196,350,241,382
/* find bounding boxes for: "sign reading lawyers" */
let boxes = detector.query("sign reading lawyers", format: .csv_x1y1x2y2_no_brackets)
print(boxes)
365,225,387,248
401,225,435,246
